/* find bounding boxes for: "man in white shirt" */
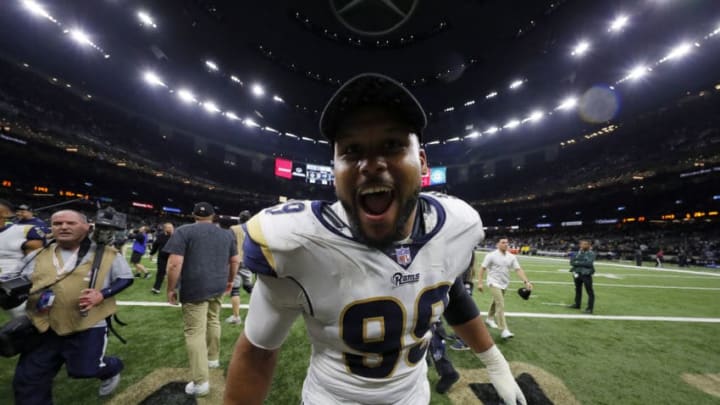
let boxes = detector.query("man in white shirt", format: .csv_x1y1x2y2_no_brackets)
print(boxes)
477,238,533,339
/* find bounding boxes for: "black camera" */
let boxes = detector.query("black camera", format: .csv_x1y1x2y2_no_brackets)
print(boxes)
95,207,127,230
0,275,32,310
92,207,127,245
0,276,38,357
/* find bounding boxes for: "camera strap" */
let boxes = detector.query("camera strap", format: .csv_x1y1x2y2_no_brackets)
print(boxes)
86,243,105,290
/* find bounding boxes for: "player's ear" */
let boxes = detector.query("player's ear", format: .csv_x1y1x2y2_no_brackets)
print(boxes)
418,148,428,176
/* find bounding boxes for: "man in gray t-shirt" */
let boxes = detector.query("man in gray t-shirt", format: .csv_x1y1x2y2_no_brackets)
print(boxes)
163,202,239,397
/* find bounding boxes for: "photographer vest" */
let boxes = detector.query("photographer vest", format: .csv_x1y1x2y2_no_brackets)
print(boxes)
27,244,118,336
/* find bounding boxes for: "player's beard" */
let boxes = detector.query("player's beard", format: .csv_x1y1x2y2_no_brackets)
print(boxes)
340,185,421,249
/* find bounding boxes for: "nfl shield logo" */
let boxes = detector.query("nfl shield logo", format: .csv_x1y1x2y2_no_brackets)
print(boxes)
395,247,412,266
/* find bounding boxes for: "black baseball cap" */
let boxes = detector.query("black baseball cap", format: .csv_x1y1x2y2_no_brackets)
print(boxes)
517,287,532,300
319,73,427,142
17,204,31,211
238,210,251,223
193,202,215,217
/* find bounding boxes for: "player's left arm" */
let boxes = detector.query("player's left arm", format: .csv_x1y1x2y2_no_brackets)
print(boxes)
22,226,46,255
445,278,527,405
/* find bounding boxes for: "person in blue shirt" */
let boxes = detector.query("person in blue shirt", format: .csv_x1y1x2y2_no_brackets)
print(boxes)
130,226,151,279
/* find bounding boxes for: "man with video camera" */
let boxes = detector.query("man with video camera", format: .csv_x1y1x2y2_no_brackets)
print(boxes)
9,209,134,403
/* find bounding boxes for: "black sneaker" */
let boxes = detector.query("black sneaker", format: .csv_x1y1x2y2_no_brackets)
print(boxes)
584,308,593,314
567,304,580,309
151,288,160,294
133,273,141,278
436,371,460,394
144,272,152,279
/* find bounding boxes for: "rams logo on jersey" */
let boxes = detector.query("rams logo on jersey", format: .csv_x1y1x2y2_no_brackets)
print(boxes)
391,271,420,287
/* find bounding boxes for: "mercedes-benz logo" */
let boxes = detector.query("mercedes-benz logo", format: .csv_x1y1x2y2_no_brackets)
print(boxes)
330,0,419,36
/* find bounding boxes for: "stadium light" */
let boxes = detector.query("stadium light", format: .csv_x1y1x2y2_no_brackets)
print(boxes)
243,118,260,127
627,65,649,81
22,0,57,23
205,60,219,71
69,29,92,47
465,131,481,139
485,91,498,99
230,75,242,84
571,41,590,57
484,126,499,134
251,84,265,97
464,100,475,107
509,79,524,90
661,42,692,62
203,100,220,114
143,71,166,87
524,110,544,122
609,15,629,32
137,11,157,28
556,97,577,110
503,119,521,129
225,112,240,121
177,89,197,103
273,95,284,103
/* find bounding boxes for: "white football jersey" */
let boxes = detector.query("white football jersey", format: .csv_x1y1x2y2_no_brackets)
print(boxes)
0,224,39,277
242,193,484,404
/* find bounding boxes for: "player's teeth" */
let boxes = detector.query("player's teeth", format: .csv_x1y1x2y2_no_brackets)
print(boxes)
361,186,391,195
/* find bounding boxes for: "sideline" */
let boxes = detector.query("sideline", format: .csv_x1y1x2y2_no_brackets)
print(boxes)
511,255,720,277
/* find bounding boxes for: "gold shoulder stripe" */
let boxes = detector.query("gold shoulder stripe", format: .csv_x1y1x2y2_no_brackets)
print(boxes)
246,216,276,271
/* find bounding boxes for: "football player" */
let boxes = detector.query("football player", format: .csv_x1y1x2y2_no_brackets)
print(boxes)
225,73,526,405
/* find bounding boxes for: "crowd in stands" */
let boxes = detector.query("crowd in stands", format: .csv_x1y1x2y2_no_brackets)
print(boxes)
484,224,720,267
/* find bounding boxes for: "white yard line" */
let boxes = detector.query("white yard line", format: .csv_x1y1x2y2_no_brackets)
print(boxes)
115,301,720,323
515,255,720,277
529,270,718,279
118,300,249,309
514,280,720,291
497,312,720,323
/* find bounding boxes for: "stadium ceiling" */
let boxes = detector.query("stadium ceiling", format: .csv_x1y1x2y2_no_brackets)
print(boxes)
1,0,719,152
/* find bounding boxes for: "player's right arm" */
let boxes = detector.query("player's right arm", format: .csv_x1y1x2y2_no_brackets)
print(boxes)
225,274,305,404
225,334,279,405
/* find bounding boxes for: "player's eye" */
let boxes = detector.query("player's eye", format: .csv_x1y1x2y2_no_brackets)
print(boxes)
384,139,405,151
341,144,360,156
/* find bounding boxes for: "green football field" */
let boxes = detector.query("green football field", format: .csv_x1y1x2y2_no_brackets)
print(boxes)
1,252,719,404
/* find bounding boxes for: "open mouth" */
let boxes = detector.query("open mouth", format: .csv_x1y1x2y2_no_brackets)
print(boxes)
358,185,394,216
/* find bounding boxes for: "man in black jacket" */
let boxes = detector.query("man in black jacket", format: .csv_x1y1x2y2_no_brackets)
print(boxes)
149,222,174,294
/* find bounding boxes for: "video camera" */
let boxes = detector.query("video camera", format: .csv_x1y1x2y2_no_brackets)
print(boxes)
92,207,127,245
0,275,32,310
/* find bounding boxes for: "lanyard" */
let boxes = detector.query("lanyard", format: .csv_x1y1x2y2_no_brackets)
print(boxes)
52,245,80,276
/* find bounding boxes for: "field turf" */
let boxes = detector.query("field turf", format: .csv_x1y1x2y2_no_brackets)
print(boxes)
1,252,718,404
